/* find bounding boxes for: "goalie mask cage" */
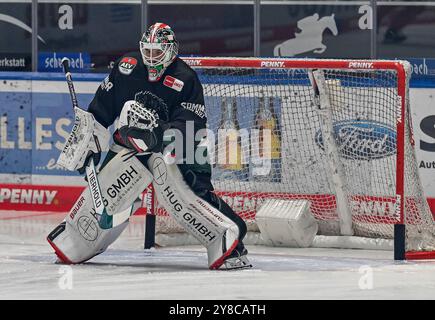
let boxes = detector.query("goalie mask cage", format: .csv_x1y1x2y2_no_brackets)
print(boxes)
143,57,435,260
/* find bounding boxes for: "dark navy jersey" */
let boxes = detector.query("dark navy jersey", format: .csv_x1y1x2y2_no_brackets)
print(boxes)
88,51,207,149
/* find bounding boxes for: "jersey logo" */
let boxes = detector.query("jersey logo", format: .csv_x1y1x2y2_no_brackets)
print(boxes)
163,75,184,92
181,102,206,119
118,57,137,75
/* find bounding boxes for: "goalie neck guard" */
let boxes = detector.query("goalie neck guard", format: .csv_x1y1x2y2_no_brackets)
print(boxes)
139,22,179,82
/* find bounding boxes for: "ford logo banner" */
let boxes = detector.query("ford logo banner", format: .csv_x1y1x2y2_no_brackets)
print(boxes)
314,120,397,160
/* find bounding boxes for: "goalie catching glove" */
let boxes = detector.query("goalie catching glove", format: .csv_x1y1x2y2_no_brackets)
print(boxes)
57,107,111,173
114,91,169,153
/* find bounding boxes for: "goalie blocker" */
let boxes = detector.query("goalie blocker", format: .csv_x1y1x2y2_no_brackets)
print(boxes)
48,146,250,269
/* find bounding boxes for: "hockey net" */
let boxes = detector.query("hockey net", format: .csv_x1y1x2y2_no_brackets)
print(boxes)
146,58,435,259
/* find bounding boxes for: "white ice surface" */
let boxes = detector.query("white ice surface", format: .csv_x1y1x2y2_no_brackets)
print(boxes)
1,211,435,300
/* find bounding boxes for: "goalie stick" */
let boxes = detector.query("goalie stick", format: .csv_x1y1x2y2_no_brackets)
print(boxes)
61,57,113,229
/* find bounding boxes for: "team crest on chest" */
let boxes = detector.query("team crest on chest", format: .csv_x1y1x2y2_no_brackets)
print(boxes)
163,75,184,92
118,57,138,75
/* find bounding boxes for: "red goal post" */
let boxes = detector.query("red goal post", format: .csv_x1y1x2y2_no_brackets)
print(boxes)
142,57,435,261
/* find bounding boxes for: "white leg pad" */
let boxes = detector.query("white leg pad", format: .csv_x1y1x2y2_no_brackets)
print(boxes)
47,148,153,263
148,153,240,269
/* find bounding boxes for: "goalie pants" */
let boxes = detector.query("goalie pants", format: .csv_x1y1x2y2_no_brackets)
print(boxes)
101,150,248,253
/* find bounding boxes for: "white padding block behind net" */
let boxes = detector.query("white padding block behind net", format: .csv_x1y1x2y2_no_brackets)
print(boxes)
256,199,318,247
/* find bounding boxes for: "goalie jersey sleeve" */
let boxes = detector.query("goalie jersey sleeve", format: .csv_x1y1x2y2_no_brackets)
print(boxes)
168,68,207,147
87,64,119,128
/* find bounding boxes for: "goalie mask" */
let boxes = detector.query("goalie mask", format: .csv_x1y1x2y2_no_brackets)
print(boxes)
140,22,179,82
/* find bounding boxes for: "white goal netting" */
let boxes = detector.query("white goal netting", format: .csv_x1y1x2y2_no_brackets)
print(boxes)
149,58,435,255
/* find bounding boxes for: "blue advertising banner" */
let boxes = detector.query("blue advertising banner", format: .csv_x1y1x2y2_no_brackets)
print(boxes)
0,74,105,179
30,92,95,176
38,52,91,73
0,90,32,174
0,90,98,177
406,58,435,87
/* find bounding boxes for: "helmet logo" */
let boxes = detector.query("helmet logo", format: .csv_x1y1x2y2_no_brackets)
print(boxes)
118,57,138,75
147,66,162,82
